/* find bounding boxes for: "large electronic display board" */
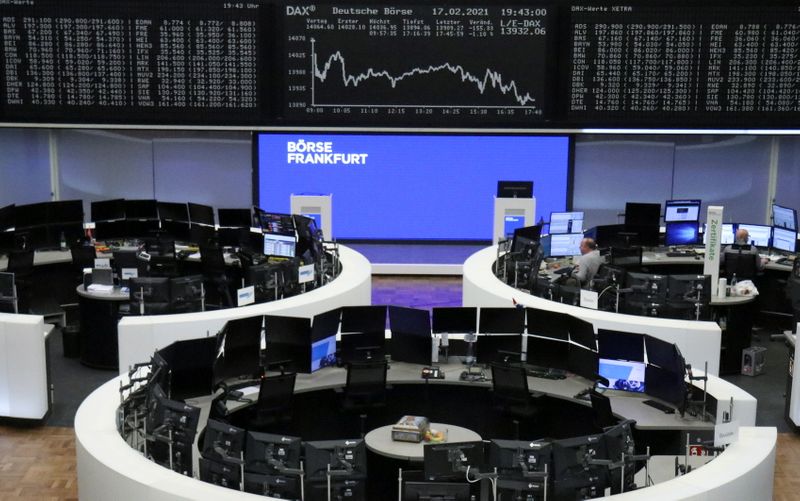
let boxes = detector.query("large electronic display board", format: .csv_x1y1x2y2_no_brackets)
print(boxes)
256,133,571,240
1,0,799,128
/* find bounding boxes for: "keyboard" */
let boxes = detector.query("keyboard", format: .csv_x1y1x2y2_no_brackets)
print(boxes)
527,368,567,380
666,251,696,258
775,257,793,265
643,399,675,414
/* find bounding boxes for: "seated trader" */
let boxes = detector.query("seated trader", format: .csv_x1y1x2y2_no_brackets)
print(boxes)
573,238,603,287
723,228,766,272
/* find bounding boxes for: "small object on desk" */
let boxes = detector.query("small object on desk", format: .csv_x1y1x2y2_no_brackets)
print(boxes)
86,284,115,293
643,399,675,414
421,366,444,380
391,415,430,443
553,266,573,276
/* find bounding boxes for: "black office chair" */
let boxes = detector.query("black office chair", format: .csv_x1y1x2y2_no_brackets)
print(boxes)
490,363,541,439
145,237,178,277
7,249,34,311
0,272,18,313
339,360,389,437
70,243,97,272
589,389,616,431
723,250,758,281
246,372,297,431
200,245,233,308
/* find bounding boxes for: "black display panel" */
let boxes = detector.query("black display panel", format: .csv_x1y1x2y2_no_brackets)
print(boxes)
566,1,800,128
282,3,553,125
0,0,263,125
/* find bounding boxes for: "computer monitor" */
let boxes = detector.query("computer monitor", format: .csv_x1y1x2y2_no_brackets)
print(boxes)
169,275,204,313
772,227,797,253
424,441,485,481
199,457,241,489
624,202,661,227
47,200,84,224
0,204,14,231
91,199,125,222
625,272,668,306
603,421,637,494
551,434,609,500
402,482,471,501
667,274,711,304
14,202,48,229
479,307,525,334
304,439,367,480
736,223,771,247
188,202,215,226
125,199,158,220
526,307,570,341
567,316,596,350
644,365,686,412
157,202,189,223
244,431,302,475
664,221,699,246
339,331,386,363
432,307,477,334
548,233,584,257
489,439,552,478
218,208,252,228
312,308,341,341
264,314,312,373
147,395,201,439
598,358,646,393
389,306,432,365
597,329,645,362
526,336,570,371
310,333,338,372
476,333,523,365
550,211,584,235
703,223,736,245
129,277,171,315
511,225,542,253
263,233,296,258
294,214,323,262
664,199,701,222
202,419,246,463
568,345,600,381
257,211,296,235
244,473,301,498
644,336,684,374
245,263,281,303
156,337,216,400
497,180,533,199
341,305,387,333
773,203,797,231
214,316,264,383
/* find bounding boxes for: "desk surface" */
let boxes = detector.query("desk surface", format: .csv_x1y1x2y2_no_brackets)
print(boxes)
76,284,130,301
364,423,481,462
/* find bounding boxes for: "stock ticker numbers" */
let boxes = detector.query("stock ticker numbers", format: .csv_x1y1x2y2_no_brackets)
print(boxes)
283,3,554,124
0,0,261,124
567,3,800,126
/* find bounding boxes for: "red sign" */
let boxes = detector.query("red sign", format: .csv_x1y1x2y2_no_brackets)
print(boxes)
688,445,705,456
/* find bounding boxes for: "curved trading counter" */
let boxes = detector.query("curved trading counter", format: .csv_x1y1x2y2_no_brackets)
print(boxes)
117,245,371,373
76,359,771,501
463,246,724,376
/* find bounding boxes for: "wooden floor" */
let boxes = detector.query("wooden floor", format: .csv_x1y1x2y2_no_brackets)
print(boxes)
0,424,797,500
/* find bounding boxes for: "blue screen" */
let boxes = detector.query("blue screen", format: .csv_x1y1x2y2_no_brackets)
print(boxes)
665,221,699,246
257,134,570,240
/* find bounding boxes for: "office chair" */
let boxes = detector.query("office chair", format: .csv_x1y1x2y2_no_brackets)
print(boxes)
70,243,97,272
144,237,178,277
339,360,389,437
246,372,297,431
589,389,616,431
7,249,34,311
200,245,234,308
723,250,758,281
0,272,18,313
490,363,541,439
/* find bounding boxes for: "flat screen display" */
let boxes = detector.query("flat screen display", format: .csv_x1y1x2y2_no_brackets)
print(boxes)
703,223,735,245
548,233,583,257
664,200,700,222
664,221,699,246
310,335,337,372
772,227,797,253
773,204,797,231
263,233,296,258
257,134,570,240
549,211,584,234
737,223,771,247
597,358,646,393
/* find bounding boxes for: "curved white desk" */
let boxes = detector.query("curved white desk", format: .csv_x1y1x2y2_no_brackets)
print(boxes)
463,246,723,376
76,361,769,501
0,313,52,421
117,245,371,373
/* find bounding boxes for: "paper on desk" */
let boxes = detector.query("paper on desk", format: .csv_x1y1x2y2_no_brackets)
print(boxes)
87,284,115,293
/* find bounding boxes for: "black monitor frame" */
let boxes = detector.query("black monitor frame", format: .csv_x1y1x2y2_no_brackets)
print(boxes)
497,180,533,199
423,441,485,482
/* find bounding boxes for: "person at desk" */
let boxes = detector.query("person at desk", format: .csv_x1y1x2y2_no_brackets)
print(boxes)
573,238,603,287
723,228,767,272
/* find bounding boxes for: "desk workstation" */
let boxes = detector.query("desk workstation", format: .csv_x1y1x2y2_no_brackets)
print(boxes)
77,299,768,501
